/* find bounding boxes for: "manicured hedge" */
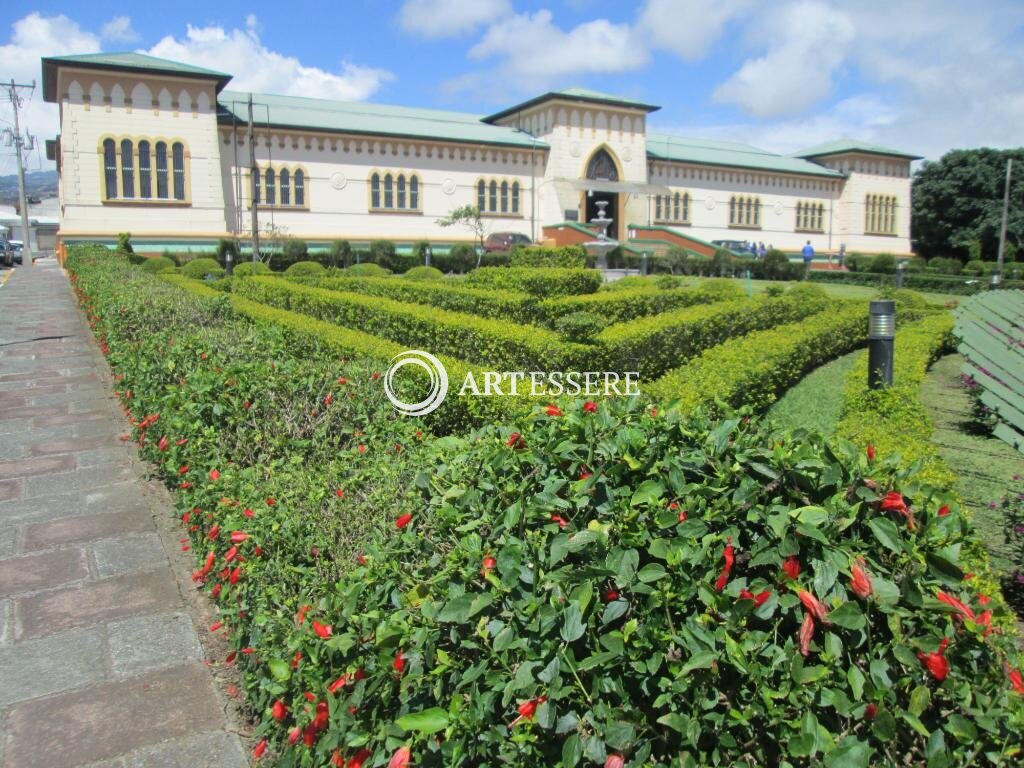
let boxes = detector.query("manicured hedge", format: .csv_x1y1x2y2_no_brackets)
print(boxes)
809,270,1024,295
509,245,587,269
233,276,590,371
292,275,538,324
534,279,743,327
595,285,831,380
647,302,868,414
463,267,602,297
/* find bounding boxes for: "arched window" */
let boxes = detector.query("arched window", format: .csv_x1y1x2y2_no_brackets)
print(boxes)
280,169,290,206
489,180,498,212
156,142,168,199
410,175,419,210
265,168,276,205
172,142,185,200
511,181,519,214
477,180,486,211
586,148,618,181
384,174,393,208
681,193,689,222
295,169,305,206
371,173,381,209
655,195,663,221
500,181,509,213
120,139,135,199
397,174,406,209
672,192,680,222
103,138,118,199
729,195,761,227
138,141,152,199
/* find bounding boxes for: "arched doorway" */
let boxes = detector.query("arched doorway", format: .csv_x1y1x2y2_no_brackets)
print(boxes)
584,148,620,240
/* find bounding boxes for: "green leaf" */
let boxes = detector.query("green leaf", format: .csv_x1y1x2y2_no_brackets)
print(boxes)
828,602,866,630
604,721,636,751
909,685,931,717
538,656,560,683
396,708,449,735
944,714,977,744
561,733,583,767
561,604,586,642
847,666,865,700
680,650,717,675
657,713,689,734
637,563,668,582
601,600,628,625
630,479,665,507
577,651,618,671
867,518,903,553
268,658,291,682
824,736,873,768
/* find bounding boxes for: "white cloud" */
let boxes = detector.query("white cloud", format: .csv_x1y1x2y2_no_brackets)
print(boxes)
100,16,139,44
637,0,751,61
713,1,854,118
145,19,393,101
467,10,646,81
0,13,101,174
398,0,511,39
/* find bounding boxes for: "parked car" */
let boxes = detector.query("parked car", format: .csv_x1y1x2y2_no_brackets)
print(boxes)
0,236,12,268
711,239,758,256
9,241,23,265
483,232,533,253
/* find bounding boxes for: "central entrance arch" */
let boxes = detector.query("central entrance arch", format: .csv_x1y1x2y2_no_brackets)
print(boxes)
583,147,621,240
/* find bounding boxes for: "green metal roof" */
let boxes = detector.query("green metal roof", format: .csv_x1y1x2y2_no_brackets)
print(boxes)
646,133,844,179
42,52,232,102
793,138,922,161
483,88,660,123
217,90,549,149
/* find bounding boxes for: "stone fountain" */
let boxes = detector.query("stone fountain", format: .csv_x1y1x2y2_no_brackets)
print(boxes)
583,199,618,270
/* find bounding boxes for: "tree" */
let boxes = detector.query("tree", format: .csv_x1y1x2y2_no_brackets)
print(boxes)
911,147,1024,260
438,205,488,268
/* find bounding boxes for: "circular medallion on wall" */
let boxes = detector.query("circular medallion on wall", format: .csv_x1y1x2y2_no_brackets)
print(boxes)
774,202,784,216
329,172,347,190
622,147,632,163
570,141,581,158
704,197,716,211
441,178,456,195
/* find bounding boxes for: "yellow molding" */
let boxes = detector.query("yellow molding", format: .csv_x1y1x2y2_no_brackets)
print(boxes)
97,133,192,204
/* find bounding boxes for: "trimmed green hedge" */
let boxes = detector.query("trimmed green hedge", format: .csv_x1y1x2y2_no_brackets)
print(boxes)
233,276,590,370
647,303,868,414
509,245,586,269
292,275,538,324
595,285,831,379
463,267,602,297
809,270,1024,295
535,279,742,327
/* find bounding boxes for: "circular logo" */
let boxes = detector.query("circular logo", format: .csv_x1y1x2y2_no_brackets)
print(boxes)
329,172,347,190
441,178,456,195
384,350,449,416
570,141,581,158
774,202,784,216
704,197,716,211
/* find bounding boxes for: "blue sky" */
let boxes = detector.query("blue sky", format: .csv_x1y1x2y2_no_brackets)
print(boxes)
3,0,1024,175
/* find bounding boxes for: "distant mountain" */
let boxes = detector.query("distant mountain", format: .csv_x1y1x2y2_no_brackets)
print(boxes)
0,171,59,205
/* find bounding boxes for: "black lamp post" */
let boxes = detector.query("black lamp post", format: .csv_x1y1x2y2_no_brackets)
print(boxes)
641,251,649,276
425,244,432,268
989,271,1001,291
868,299,895,389
224,248,234,277
896,260,905,288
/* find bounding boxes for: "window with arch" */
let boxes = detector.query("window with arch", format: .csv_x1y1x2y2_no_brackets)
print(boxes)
728,195,761,228
99,136,189,202
476,177,522,215
654,191,690,225
369,170,422,212
864,194,898,235
250,164,309,208
795,200,826,232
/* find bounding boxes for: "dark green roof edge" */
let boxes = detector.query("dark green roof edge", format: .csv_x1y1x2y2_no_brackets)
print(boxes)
628,224,718,249
543,221,599,237
42,52,233,102
646,150,844,179
483,90,660,124
794,141,922,161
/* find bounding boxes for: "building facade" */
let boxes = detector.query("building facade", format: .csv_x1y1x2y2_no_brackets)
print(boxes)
43,53,920,256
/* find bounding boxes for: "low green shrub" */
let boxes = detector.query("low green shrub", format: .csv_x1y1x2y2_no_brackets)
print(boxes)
329,239,353,269
844,253,870,272
180,257,225,280
596,285,831,379
369,240,418,272
140,255,176,273
347,263,391,277
284,261,326,277
435,243,479,274
403,266,445,281
231,261,272,277
808,270,1024,295
233,277,590,370
463,267,602,298
552,311,604,343
867,253,897,274
901,256,928,273
928,257,962,275
510,245,586,269
216,238,240,267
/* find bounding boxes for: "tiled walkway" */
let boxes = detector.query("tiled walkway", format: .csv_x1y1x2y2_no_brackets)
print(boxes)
0,262,247,768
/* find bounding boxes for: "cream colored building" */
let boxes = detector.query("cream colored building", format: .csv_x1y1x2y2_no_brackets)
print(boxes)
43,52,919,256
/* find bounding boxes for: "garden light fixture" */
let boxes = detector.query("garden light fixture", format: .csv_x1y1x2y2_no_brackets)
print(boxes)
868,299,895,389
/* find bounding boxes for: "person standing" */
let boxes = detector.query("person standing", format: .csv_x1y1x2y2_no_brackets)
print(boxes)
802,240,815,277
837,243,846,268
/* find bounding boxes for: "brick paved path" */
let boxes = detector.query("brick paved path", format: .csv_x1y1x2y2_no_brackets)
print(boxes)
0,262,247,768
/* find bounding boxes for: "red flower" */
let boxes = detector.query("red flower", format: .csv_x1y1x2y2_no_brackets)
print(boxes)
266,497,276,506
937,504,950,517
208,525,220,540
579,469,592,480
176,438,188,446
866,444,876,462
287,727,300,745
395,513,413,529
583,401,598,413
936,590,975,622
978,594,990,606
211,583,221,598
328,674,350,694
506,432,525,449
178,465,189,475
550,514,569,529
357,444,367,454
1008,667,1024,695
850,559,873,599
230,531,249,544
291,651,302,669
739,589,771,607
917,638,950,681
157,435,169,452
714,538,734,592
880,491,916,529
545,404,564,417
388,747,411,768
324,393,333,406
481,555,496,577
229,566,242,584
243,508,255,518
224,546,238,562
209,621,223,632
797,590,831,624
605,755,625,768
335,488,345,498
393,649,405,675
604,588,620,602
783,556,801,580
348,748,372,768
253,739,267,759
865,703,878,720
798,612,815,657
209,469,220,481
272,699,288,721
312,620,332,638
510,695,548,726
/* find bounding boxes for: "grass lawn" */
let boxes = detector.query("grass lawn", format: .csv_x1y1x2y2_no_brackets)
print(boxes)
767,350,862,437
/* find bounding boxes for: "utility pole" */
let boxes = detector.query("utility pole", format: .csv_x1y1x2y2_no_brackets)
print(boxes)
247,93,260,263
996,157,1012,279
5,79,35,267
